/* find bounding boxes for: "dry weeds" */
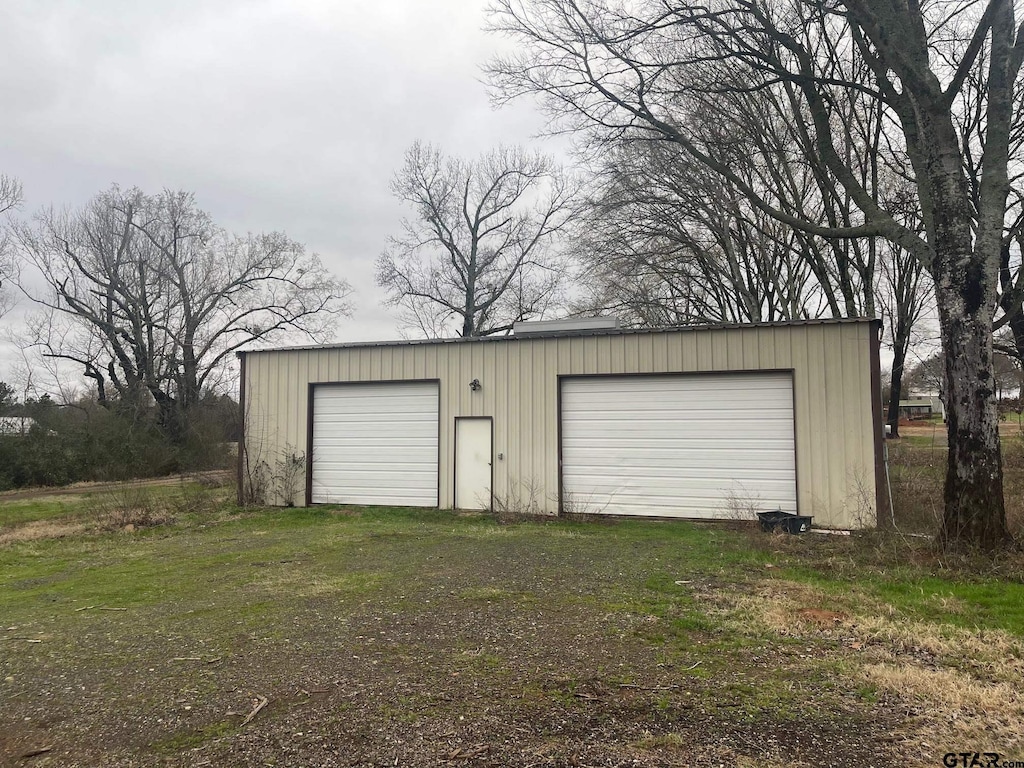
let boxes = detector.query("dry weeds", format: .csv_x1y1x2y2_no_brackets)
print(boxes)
717,580,1024,760
0,519,87,545
88,487,176,531
0,484,225,546
864,664,1023,754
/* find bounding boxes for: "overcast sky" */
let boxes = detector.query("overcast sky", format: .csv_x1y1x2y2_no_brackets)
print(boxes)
0,0,560,379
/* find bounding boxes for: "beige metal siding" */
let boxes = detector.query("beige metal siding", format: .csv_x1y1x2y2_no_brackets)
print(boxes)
241,321,879,528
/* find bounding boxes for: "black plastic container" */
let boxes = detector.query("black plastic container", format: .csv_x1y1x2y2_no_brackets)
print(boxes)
757,509,813,534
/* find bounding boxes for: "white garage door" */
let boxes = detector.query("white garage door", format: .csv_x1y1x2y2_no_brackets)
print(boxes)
561,373,796,518
311,381,439,506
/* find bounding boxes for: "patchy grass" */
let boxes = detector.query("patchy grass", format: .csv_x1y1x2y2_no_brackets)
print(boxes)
0,518,88,545
0,480,232,543
150,720,236,754
0,495,92,528
747,526,1024,634
718,576,1024,756
1,498,1022,766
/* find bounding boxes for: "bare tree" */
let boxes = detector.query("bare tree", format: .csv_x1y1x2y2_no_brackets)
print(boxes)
573,76,937,341
0,174,24,319
0,176,20,212
995,197,1024,365
12,185,353,440
904,352,946,396
377,142,576,337
873,186,933,439
878,243,932,438
573,141,836,325
488,0,1023,549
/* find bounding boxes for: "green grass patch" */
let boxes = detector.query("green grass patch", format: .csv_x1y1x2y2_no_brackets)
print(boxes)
151,720,235,753
0,495,92,527
767,550,1024,637
871,576,1024,635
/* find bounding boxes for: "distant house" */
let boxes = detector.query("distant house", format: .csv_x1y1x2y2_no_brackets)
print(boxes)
899,392,945,421
898,399,937,420
0,416,37,437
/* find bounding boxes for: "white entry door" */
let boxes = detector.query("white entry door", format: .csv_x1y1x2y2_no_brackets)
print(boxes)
455,418,492,510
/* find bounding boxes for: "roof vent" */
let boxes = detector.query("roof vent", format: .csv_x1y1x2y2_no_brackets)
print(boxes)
512,317,620,336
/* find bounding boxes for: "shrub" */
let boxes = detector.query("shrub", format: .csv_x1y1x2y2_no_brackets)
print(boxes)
0,396,236,491
88,486,176,531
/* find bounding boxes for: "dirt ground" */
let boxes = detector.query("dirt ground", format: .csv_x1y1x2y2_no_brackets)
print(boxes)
0,508,931,767
2,594,896,767
3,499,1021,767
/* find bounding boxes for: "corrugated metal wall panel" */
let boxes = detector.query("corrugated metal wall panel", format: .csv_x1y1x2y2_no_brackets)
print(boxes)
838,323,875,524
241,322,879,528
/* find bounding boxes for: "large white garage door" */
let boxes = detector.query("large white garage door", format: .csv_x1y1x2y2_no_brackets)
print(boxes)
561,373,796,518
311,381,439,506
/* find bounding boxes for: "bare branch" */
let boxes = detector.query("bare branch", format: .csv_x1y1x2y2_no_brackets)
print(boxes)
11,185,353,440
378,143,577,337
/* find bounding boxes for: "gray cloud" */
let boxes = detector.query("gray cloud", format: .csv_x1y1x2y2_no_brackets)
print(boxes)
0,0,555,355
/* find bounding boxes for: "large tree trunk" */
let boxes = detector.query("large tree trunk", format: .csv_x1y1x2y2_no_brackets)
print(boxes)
934,274,1009,551
915,86,1012,551
153,391,186,447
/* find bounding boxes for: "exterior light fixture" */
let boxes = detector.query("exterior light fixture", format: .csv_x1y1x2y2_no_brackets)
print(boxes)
469,379,481,391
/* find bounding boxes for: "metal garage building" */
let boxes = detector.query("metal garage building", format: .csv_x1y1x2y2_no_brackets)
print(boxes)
238,318,884,529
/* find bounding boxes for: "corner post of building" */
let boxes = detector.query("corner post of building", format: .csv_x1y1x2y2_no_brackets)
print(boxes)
236,351,247,507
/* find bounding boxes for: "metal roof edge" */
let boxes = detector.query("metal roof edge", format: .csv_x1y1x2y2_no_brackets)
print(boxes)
236,317,880,357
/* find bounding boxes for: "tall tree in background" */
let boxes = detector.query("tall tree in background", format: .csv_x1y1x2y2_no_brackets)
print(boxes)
996,197,1024,366
0,381,15,414
519,22,889,325
878,242,931,438
573,137,868,325
378,142,576,337
489,0,1023,549
0,176,20,212
0,174,23,319
875,187,932,439
12,185,352,441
